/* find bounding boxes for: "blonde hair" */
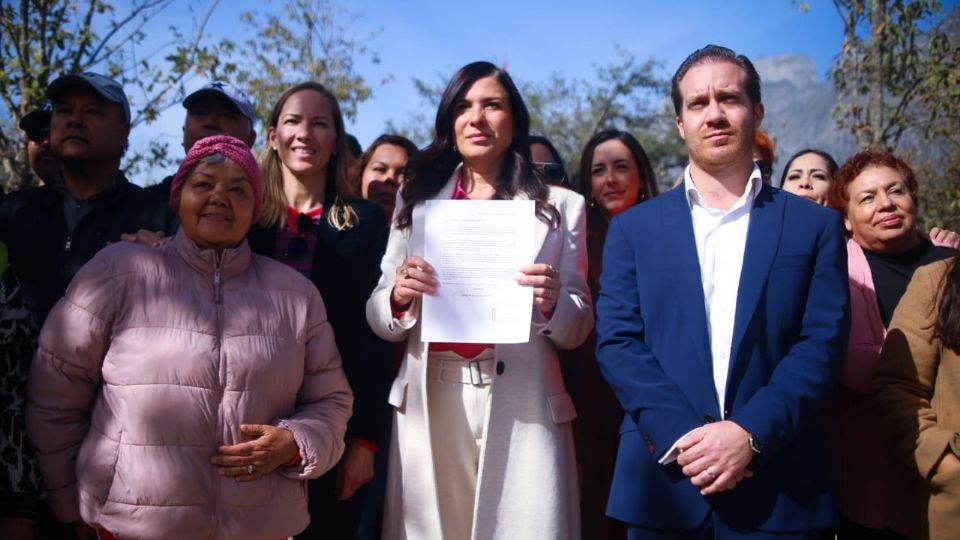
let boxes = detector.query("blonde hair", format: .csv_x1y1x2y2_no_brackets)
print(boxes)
259,82,358,231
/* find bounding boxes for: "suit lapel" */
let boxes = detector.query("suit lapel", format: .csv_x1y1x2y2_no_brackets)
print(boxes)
729,185,783,366
661,187,713,375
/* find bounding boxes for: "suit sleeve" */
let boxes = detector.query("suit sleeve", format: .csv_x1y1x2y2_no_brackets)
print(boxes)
728,211,850,458
596,215,703,451
26,253,117,522
874,261,958,480
330,206,393,445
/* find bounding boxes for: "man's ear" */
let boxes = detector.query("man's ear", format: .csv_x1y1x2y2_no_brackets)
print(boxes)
753,102,765,128
675,115,686,141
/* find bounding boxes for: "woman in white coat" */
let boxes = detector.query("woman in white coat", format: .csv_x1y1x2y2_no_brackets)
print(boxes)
366,61,592,540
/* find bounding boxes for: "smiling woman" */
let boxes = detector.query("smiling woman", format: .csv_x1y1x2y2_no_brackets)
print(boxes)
826,150,958,539
177,156,256,251
26,135,353,539
247,82,395,540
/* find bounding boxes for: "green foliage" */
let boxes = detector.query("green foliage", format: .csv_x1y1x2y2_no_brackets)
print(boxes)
0,0,233,190
829,0,960,228
228,0,381,125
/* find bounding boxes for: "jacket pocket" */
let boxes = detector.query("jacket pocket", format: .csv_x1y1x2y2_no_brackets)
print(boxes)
547,392,577,424
76,429,122,505
387,377,407,411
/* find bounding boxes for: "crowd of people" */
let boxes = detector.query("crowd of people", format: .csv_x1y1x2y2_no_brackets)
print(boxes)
0,42,958,540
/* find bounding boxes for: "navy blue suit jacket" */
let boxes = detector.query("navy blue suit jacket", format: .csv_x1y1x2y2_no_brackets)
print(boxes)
596,183,850,532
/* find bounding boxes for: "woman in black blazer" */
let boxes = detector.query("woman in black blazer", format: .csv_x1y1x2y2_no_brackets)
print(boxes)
250,81,392,540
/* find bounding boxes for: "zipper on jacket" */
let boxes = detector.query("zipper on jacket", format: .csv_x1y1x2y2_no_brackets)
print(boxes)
64,235,72,252
213,252,222,304
211,249,225,533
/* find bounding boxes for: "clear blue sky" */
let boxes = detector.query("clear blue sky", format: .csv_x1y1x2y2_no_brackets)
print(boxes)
124,0,922,183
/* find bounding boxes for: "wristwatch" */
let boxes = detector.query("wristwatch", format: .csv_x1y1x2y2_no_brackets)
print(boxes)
748,433,763,454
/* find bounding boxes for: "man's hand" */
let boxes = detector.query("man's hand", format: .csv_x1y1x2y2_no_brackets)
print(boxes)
676,420,754,495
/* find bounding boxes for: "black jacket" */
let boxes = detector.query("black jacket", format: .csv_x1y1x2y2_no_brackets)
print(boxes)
248,199,393,446
0,173,177,323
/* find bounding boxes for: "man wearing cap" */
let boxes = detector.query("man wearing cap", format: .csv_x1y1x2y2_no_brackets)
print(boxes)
146,80,257,198
0,72,175,325
17,102,59,186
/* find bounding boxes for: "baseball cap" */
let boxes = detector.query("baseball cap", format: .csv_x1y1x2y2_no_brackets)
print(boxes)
46,72,131,124
19,101,53,140
182,81,256,126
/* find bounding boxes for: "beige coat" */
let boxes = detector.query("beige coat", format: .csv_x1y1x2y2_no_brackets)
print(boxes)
875,258,960,540
366,169,592,540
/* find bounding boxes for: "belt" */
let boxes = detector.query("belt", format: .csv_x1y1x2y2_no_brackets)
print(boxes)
430,357,495,386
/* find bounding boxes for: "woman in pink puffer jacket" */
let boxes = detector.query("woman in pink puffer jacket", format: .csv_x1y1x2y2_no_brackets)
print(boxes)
26,135,353,540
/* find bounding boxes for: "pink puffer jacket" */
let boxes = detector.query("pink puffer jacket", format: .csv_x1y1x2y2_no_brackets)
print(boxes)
27,229,353,540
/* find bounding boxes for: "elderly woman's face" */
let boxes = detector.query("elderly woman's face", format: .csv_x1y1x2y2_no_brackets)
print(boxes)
178,160,255,251
782,152,832,206
453,76,513,169
844,165,919,253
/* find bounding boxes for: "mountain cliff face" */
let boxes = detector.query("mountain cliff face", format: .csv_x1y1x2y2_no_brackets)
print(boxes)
752,54,858,184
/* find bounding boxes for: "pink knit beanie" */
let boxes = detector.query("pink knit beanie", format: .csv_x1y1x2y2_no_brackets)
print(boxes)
169,135,264,221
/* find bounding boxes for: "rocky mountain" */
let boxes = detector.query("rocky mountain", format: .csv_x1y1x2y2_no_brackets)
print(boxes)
752,54,858,184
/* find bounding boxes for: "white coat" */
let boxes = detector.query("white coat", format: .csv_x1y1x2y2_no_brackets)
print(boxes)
366,167,592,540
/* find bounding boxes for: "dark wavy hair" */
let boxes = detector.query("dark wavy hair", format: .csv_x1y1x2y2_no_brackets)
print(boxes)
671,44,762,115
779,148,839,186
828,150,918,216
396,61,559,230
351,133,419,190
938,255,960,353
577,129,659,206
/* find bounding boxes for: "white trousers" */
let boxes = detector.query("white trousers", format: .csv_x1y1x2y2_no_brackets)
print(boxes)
426,349,494,540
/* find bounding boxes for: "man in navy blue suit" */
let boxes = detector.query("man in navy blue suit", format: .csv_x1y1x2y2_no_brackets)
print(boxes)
595,45,850,539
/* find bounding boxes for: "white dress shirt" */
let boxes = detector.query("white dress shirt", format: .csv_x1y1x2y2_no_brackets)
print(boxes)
683,164,763,415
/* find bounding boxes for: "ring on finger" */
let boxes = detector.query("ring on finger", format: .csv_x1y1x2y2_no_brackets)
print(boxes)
247,464,256,475
398,267,409,277
705,467,716,478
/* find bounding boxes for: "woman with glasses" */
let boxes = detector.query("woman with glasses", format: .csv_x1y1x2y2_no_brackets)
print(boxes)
529,135,570,187
367,61,592,540
249,82,393,540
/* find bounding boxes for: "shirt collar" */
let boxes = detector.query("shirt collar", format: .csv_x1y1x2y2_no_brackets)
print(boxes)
684,163,763,212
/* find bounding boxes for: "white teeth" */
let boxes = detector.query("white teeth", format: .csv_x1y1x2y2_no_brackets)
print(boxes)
291,147,316,155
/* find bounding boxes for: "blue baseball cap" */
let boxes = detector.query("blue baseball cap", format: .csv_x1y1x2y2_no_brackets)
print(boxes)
46,72,131,124
19,101,53,139
182,81,257,127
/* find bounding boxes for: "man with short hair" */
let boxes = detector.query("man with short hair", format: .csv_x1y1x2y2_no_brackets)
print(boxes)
18,102,59,186
147,81,256,198
596,45,850,539
0,72,175,324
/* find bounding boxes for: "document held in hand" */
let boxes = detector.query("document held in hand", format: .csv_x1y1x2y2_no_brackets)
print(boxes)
421,199,535,343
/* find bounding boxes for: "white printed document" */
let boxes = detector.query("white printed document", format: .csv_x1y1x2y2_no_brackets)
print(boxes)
421,199,535,343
